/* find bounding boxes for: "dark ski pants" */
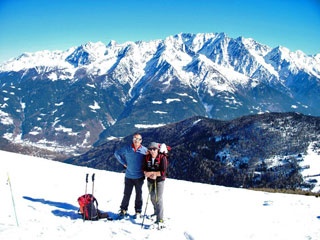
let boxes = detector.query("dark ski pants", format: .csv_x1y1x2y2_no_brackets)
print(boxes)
148,180,164,222
120,177,144,213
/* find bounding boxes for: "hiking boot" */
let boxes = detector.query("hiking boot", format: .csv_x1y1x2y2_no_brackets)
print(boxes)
149,219,165,230
147,213,156,220
118,209,127,219
134,211,141,219
157,219,165,230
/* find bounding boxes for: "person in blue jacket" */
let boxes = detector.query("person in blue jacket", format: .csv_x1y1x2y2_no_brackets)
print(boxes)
114,133,147,218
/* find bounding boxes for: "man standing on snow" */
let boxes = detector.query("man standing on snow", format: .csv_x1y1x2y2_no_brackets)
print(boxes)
114,133,147,218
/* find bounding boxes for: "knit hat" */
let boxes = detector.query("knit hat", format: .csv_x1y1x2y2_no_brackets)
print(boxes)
148,142,159,149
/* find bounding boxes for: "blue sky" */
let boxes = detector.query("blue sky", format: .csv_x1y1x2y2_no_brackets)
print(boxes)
0,0,319,63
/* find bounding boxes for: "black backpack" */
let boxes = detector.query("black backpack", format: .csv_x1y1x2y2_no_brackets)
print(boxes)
78,194,99,220
77,194,112,220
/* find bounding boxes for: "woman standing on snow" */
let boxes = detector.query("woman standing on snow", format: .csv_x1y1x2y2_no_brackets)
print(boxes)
143,142,168,228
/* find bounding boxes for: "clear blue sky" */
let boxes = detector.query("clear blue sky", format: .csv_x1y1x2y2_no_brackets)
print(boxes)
0,0,319,63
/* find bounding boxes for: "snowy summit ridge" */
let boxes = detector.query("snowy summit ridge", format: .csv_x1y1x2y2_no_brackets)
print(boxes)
1,33,319,82
0,32,319,157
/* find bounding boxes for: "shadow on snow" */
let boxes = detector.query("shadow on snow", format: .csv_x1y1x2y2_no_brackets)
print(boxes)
23,196,116,221
23,196,80,219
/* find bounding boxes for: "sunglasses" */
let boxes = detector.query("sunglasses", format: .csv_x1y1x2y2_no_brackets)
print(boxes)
133,137,142,141
148,148,158,151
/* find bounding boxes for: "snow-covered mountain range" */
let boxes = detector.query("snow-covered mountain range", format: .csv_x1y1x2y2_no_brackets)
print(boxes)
2,150,320,239
0,32,319,157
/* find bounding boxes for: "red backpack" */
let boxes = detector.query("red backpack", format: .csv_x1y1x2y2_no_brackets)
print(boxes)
78,194,99,220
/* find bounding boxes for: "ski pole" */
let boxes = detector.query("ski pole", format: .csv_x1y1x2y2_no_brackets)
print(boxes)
155,181,157,203
7,172,19,227
141,183,153,229
91,173,95,221
85,174,89,195
83,173,89,222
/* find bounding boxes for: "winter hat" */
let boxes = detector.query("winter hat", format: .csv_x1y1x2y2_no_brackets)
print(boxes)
148,142,159,149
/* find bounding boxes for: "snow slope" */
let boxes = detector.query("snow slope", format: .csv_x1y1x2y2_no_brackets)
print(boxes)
1,150,320,240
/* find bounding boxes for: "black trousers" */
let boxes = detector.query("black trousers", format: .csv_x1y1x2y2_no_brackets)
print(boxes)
120,177,144,213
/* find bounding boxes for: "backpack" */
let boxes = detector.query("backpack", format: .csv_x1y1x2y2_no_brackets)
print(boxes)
78,194,99,220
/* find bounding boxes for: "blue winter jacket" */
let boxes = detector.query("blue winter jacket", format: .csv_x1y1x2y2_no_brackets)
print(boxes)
114,144,148,179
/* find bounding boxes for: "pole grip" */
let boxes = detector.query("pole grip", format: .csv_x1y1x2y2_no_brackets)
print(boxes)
86,174,89,183
92,173,95,182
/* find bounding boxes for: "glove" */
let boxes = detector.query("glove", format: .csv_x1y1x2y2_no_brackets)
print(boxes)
159,143,168,154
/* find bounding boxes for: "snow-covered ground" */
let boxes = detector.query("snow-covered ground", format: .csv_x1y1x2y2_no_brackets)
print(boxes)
1,150,319,240
301,142,320,192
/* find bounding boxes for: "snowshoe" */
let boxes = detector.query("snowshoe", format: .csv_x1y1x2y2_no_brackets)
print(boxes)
99,211,113,221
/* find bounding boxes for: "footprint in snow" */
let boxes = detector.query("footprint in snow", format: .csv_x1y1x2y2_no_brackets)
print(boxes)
263,200,273,206
184,232,194,240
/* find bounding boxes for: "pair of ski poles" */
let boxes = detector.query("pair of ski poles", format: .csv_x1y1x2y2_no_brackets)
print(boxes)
84,173,95,222
141,181,157,228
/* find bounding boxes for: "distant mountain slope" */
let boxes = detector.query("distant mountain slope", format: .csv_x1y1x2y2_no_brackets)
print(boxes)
0,33,319,158
66,112,320,192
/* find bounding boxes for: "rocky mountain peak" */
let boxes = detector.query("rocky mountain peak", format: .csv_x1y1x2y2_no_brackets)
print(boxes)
0,33,319,159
